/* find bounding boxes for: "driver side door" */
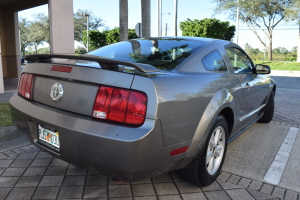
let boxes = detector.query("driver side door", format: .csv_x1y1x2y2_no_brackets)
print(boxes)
225,47,267,129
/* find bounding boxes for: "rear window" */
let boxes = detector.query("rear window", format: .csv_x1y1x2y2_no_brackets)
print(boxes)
202,50,227,72
87,39,205,70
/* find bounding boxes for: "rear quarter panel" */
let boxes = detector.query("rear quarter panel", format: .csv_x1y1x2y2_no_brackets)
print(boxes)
133,72,242,147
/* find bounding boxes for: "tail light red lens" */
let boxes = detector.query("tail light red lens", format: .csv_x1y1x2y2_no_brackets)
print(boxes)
18,73,35,100
125,92,147,124
93,86,147,126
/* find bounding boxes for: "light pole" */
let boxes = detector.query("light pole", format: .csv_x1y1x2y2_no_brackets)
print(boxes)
174,0,178,37
236,0,239,44
84,13,90,52
162,12,171,36
296,7,300,62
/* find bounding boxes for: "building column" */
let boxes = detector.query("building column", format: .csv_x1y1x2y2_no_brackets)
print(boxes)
49,0,74,54
0,55,4,94
0,8,4,93
0,8,21,81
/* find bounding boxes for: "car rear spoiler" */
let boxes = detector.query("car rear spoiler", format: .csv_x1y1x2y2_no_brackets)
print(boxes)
25,54,161,73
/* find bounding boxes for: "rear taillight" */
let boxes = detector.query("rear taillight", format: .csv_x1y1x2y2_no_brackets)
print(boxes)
18,73,34,100
92,86,147,126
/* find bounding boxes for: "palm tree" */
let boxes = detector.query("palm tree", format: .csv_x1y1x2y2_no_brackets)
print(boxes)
119,0,128,41
141,0,151,37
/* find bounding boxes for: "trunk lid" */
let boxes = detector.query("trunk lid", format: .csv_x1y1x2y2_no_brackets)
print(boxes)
23,61,136,117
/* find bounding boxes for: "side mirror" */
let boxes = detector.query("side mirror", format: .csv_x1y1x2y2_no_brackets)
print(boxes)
255,64,271,74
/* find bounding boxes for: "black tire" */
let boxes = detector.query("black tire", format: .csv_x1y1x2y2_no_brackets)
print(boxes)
181,115,228,187
258,91,274,123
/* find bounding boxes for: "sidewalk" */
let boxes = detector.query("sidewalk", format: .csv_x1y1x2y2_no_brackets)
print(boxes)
270,70,300,77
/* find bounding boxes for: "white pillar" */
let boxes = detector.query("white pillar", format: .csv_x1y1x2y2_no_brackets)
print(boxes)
157,0,162,37
49,0,74,54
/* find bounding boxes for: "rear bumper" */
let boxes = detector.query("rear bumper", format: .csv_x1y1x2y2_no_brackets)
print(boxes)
9,94,191,181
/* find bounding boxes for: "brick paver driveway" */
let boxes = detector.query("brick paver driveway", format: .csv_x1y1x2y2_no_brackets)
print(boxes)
1,142,297,200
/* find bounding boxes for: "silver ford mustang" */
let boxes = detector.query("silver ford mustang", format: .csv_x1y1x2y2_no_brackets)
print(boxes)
10,37,275,186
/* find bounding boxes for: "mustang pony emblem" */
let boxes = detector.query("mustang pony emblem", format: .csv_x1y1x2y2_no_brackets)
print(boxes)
50,83,64,102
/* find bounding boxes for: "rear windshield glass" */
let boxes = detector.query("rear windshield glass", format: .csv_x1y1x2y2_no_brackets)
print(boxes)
87,39,205,70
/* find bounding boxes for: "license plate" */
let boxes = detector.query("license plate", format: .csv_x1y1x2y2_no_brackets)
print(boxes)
38,124,60,149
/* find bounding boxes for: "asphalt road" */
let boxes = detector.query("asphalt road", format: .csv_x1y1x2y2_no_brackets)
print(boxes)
271,76,300,90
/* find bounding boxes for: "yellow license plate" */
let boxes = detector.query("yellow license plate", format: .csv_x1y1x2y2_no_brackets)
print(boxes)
38,124,60,148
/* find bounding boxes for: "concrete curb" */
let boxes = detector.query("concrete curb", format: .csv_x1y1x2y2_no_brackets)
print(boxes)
0,126,22,142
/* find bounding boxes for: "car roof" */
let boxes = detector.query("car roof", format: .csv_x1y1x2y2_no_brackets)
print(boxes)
138,36,222,43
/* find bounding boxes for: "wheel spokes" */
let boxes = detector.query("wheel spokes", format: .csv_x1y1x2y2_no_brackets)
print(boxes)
207,154,215,173
209,136,215,149
206,126,226,175
206,150,213,165
214,129,222,145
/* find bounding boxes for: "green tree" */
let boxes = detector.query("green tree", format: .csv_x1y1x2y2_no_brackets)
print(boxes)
19,18,32,57
291,46,298,54
106,28,138,45
30,13,50,44
82,28,138,51
179,18,235,40
82,30,108,50
19,10,106,53
213,0,300,61
273,47,289,54
75,46,87,55
106,28,120,44
19,13,49,54
74,9,106,46
244,43,262,60
37,47,50,54
128,29,138,39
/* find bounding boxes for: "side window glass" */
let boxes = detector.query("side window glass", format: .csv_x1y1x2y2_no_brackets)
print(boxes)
202,50,227,72
226,47,253,74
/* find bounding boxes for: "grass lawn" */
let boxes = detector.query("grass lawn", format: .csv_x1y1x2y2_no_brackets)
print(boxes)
255,61,300,71
0,103,13,127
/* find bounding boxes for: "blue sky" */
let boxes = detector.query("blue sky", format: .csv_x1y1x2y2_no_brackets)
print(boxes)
18,0,299,51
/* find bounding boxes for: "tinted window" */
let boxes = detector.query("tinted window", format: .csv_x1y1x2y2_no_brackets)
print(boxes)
87,39,205,70
226,47,253,74
202,50,227,71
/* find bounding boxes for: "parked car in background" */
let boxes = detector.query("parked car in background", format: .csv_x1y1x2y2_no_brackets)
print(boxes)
10,37,275,186
21,57,25,65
